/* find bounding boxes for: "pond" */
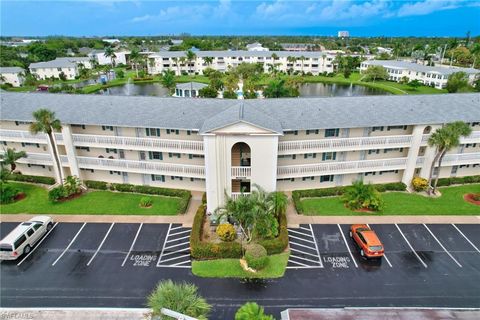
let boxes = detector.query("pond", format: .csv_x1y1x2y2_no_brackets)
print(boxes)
299,82,390,97
97,82,170,97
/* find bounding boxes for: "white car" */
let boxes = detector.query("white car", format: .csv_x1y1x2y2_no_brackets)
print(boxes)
0,216,54,260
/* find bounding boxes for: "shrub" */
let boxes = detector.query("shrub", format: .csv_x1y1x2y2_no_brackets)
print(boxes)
6,173,55,185
244,244,268,270
139,196,153,208
216,223,237,242
85,180,108,190
473,193,480,201
258,210,288,255
110,183,134,192
48,185,67,202
190,205,242,259
223,90,237,99
116,70,125,78
235,302,274,320
147,280,211,319
0,182,20,204
412,176,428,192
342,180,385,211
201,192,207,204
437,175,480,187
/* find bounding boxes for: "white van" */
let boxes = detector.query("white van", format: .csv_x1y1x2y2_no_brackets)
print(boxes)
0,216,54,260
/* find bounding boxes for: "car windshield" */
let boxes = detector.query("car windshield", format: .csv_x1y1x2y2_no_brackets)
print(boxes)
369,245,383,251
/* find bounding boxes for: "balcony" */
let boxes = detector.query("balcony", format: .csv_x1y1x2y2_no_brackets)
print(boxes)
416,152,480,167
231,166,251,179
231,192,251,201
277,157,408,179
278,135,413,155
421,131,480,145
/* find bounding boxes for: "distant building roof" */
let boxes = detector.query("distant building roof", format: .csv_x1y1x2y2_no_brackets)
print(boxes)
1,92,479,133
149,50,333,59
29,57,90,69
0,67,24,74
175,82,208,90
363,60,480,75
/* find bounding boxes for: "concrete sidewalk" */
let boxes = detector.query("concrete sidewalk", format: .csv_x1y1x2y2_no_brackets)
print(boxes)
0,308,150,320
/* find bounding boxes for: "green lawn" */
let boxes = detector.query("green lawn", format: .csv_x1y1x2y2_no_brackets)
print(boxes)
300,184,480,216
1,182,182,215
192,252,289,278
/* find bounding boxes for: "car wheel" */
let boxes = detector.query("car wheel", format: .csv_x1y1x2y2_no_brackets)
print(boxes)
46,223,53,231
349,231,352,238
24,245,31,255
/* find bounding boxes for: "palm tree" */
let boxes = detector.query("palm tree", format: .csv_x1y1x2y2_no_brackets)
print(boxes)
185,50,196,75
0,148,27,173
271,53,279,61
160,70,176,93
103,46,116,68
203,56,213,67
179,56,187,74
129,49,140,77
30,109,64,183
427,121,472,194
171,57,180,75
300,55,306,73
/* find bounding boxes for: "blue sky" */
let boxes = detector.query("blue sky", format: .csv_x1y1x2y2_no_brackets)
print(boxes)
1,0,479,37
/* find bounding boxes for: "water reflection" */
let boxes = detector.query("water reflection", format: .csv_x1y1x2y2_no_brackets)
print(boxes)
299,82,390,97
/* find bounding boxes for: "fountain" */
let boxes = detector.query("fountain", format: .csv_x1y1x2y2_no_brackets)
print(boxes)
124,78,133,96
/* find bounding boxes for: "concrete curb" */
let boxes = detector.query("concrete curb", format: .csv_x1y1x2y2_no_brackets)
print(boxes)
0,308,151,320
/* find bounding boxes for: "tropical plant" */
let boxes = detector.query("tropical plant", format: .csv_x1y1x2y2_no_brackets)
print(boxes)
223,90,237,99
0,182,20,204
0,148,27,173
140,196,153,207
172,57,180,75
363,65,389,82
48,185,67,202
202,56,213,66
30,109,64,183
63,175,81,195
342,180,385,211
160,70,176,93
104,46,116,67
116,70,125,78
446,71,470,93
244,243,268,270
427,122,472,194
411,176,428,192
199,85,218,98
407,79,422,90
216,223,237,241
235,302,274,320
185,50,197,75
147,280,211,320
129,48,141,77
263,78,298,98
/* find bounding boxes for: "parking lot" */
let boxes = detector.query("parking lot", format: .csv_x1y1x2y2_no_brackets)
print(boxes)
1,221,479,319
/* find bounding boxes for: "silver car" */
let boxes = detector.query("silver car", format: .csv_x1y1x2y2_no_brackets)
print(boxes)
0,216,54,260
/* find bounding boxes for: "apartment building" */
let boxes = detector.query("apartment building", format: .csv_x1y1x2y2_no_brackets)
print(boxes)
360,60,480,89
0,67,24,87
147,51,337,76
29,57,93,80
88,50,129,66
1,92,479,214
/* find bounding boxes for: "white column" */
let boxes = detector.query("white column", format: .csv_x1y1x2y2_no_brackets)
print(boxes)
401,125,424,187
61,125,81,179
250,135,278,193
204,135,227,214
44,133,62,184
420,125,442,180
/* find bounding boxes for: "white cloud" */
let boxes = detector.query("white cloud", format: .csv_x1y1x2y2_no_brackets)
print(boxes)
397,0,467,17
255,0,288,17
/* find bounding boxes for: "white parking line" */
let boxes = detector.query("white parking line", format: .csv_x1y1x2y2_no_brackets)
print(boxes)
17,222,59,266
337,224,358,268
121,223,143,267
156,223,172,267
86,223,115,267
309,224,324,268
395,224,427,268
164,242,189,251
366,224,392,268
287,259,311,267
423,224,462,268
290,254,322,264
159,253,191,264
290,247,321,258
290,240,318,251
287,228,314,238
452,224,480,253
161,249,189,257
52,223,86,266
169,230,191,237
299,226,311,232
166,235,190,242
169,226,183,231
288,234,316,244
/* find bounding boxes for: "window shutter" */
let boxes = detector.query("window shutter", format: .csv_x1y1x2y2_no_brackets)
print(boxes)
145,128,150,136
148,151,152,160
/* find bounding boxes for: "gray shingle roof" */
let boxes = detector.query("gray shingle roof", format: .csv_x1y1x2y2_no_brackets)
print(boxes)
1,92,479,133
175,82,208,90
0,67,24,74
29,58,77,69
149,50,331,59
363,60,480,75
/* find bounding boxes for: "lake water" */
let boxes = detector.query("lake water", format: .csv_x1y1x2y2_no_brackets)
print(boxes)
299,82,390,97
97,83,170,97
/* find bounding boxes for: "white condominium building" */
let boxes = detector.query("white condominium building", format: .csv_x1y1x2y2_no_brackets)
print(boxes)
0,67,25,87
29,57,93,80
147,51,337,76
360,60,480,89
1,93,479,214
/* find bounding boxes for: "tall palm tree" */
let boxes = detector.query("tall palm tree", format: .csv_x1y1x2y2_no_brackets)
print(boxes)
30,109,64,183
0,148,27,173
171,57,180,75
129,49,140,77
103,46,116,68
203,56,213,67
427,121,472,194
300,55,306,73
179,56,187,74
185,50,196,75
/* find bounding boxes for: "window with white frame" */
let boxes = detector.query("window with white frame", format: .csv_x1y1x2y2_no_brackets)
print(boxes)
322,152,336,161
145,128,161,137
151,174,165,182
324,128,339,137
320,175,334,182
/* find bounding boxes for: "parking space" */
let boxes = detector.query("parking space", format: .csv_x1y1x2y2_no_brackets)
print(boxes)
287,224,323,269
311,224,358,269
156,224,191,268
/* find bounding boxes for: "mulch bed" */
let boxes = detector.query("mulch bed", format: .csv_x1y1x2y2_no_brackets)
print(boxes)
344,204,376,213
13,192,26,202
58,192,83,202
464,194,480,206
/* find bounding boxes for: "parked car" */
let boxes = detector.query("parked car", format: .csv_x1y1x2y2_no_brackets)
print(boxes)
0,216,54,260
349,224,384,259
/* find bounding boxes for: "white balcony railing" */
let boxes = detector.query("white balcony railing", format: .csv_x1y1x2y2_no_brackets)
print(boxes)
0,130,204,155
416,152,480,167
231,192,251,201
421,131,480,145
231,166,251,178
277,157,408,179
278,135,413,155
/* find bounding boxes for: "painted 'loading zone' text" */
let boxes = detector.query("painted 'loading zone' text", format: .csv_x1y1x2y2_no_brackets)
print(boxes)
324,256,350,268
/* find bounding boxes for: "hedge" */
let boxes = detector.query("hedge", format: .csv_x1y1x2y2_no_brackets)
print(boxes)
86,181,191,214
6,173,55,185
190,204,242,259
190,205,289,259
436,175,480,187
292,182,407,214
